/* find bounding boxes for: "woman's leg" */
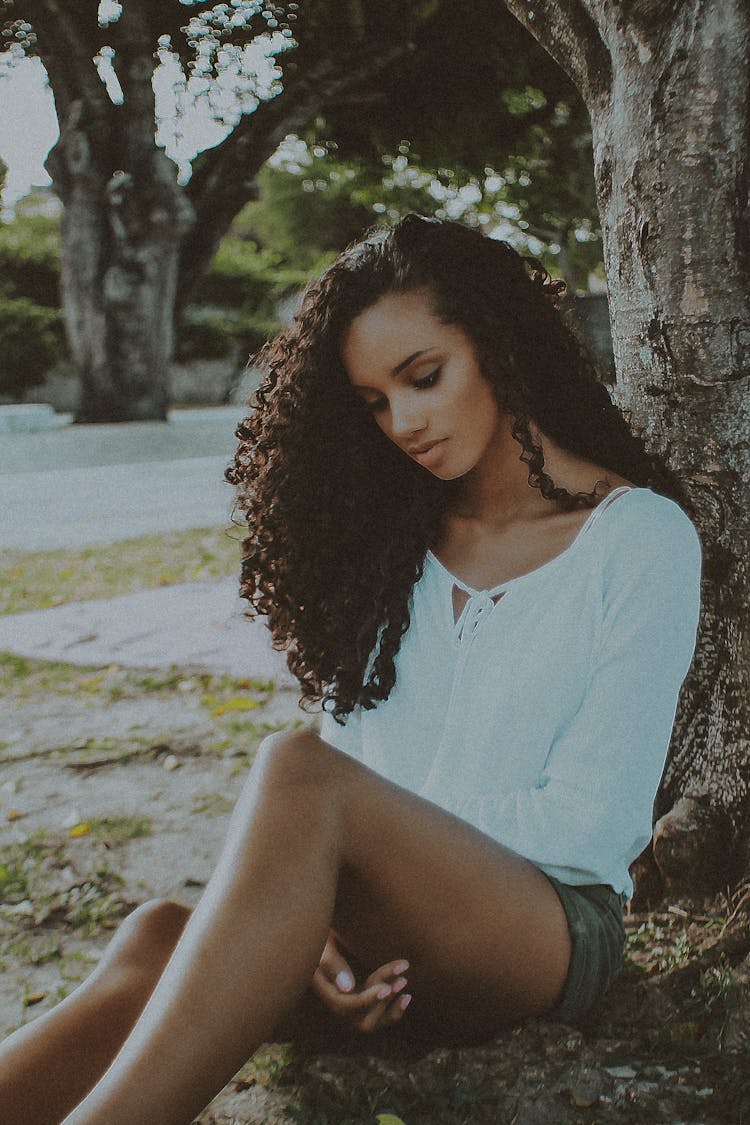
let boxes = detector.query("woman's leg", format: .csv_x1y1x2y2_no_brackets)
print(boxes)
61,729,571,1125
0,900,190,1124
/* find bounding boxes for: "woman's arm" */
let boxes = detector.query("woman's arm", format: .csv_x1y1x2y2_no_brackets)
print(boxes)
427,498,703,890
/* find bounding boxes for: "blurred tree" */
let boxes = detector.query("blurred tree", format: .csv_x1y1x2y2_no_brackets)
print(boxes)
501,0,750,903
0,0,595,420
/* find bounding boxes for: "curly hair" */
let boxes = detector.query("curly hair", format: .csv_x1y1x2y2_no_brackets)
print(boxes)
227,214,688,722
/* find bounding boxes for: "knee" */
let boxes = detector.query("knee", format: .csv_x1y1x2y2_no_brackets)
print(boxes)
255,727,337,788
98,899,190,979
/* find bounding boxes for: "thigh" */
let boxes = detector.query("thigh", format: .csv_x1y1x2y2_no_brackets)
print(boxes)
272,731,572,1042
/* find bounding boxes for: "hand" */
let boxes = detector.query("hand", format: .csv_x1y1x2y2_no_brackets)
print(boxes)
311,932,412,1034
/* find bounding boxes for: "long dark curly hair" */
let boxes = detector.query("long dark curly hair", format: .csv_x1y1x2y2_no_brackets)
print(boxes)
227,214,687,721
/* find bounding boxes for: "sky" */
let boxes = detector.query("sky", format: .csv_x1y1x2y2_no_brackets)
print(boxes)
0,59,58,208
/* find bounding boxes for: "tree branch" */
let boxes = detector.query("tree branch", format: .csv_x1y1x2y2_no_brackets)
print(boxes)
23,0,111,120
502,0,612,107
176,42,414,311
109,0,160,171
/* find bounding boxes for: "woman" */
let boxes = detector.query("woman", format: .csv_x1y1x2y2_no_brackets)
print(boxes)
0,215,701,1124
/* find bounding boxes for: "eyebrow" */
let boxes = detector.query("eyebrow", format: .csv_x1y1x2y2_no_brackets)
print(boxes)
350,348,434,392
393,349,428,374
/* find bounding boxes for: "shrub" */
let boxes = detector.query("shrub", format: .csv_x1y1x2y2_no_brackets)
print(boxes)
194,238,309,312
0,214,61,307
0,296,64,397
175,306,281,363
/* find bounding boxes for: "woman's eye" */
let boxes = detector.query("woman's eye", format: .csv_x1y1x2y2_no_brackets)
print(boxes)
413,368,441,390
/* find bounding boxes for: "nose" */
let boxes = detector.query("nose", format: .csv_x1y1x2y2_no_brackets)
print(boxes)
389,394,426,439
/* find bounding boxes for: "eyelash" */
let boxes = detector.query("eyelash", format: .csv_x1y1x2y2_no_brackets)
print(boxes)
364,368,441,413
414,367,441,390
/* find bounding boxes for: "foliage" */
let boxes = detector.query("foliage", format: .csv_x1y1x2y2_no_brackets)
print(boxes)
1,1,599,293
239,137,602,291
0,294,62,396
180,235,310,360
0,212,61,306
0,1,604,418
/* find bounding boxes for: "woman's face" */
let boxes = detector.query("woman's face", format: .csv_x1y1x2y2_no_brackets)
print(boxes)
340,289,504,480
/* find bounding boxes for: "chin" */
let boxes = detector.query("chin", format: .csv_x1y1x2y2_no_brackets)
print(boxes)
426,462,472,481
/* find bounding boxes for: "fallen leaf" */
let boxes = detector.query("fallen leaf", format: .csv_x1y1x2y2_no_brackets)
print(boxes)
23,992,48,1007
6,809,25,821
211,696,261,716
69,822,92,838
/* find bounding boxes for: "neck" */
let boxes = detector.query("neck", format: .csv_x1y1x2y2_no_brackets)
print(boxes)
453,414,544,525
452,417,616,527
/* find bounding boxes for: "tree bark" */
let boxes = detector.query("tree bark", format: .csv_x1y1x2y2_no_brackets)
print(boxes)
504,0,750,897
47,105,195,422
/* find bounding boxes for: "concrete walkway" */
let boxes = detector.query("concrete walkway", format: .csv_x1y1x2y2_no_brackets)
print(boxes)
0,408,297,685
1,407,246,550
0,579,296,685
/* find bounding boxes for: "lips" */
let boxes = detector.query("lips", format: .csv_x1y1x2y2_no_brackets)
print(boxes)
407,439,445,456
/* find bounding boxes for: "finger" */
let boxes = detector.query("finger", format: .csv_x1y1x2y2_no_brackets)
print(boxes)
318,937,357,993
312,969,394,1017
383,990,413,1025
363,958,410,989
354,995,391,1034
357,984,411,1033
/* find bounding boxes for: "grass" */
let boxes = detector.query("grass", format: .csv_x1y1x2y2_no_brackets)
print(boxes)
0,833,131,937
191,792,234,817
0,525,243,615
84,816,153,845
0,835,58,902
0,654,281,713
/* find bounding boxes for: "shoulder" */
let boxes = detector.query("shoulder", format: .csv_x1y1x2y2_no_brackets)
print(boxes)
600,487,701,560
596,488,702,606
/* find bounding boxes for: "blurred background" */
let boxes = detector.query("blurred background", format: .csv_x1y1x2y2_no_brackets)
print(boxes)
0,0,613,425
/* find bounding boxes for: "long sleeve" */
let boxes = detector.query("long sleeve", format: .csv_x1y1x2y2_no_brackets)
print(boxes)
435,498,702,895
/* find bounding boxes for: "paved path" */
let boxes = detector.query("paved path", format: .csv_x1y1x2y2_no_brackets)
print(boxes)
1,407,246,550
0,408,297,684
0,579,296,685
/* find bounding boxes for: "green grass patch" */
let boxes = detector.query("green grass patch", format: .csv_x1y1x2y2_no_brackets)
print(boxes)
0,833,130,936
0,652,98,699
0,525,243,615
85,816,153,845
191,792,234,817
0,835,61,901
0,655,281,715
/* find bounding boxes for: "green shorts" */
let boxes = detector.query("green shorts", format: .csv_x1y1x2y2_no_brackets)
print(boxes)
545,878,627,1020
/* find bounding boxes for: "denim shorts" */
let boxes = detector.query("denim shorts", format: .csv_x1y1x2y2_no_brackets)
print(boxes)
545,878,627,1020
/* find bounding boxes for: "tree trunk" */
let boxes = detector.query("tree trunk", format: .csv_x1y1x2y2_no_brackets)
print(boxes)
591,2,750,899
503,0,750,898
47,106,195,423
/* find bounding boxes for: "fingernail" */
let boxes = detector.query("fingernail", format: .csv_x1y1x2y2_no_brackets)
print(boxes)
335,971,354,992
399,993,412,1011
392,977,407,994
394,960,409,974
377,985,392,1000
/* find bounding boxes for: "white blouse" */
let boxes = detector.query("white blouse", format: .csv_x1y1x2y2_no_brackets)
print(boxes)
320,486,702,896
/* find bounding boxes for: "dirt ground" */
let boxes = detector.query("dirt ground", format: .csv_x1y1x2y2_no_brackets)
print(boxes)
2,655,749,1124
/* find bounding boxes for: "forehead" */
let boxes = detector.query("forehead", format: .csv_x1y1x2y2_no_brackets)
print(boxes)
341,289,447,382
